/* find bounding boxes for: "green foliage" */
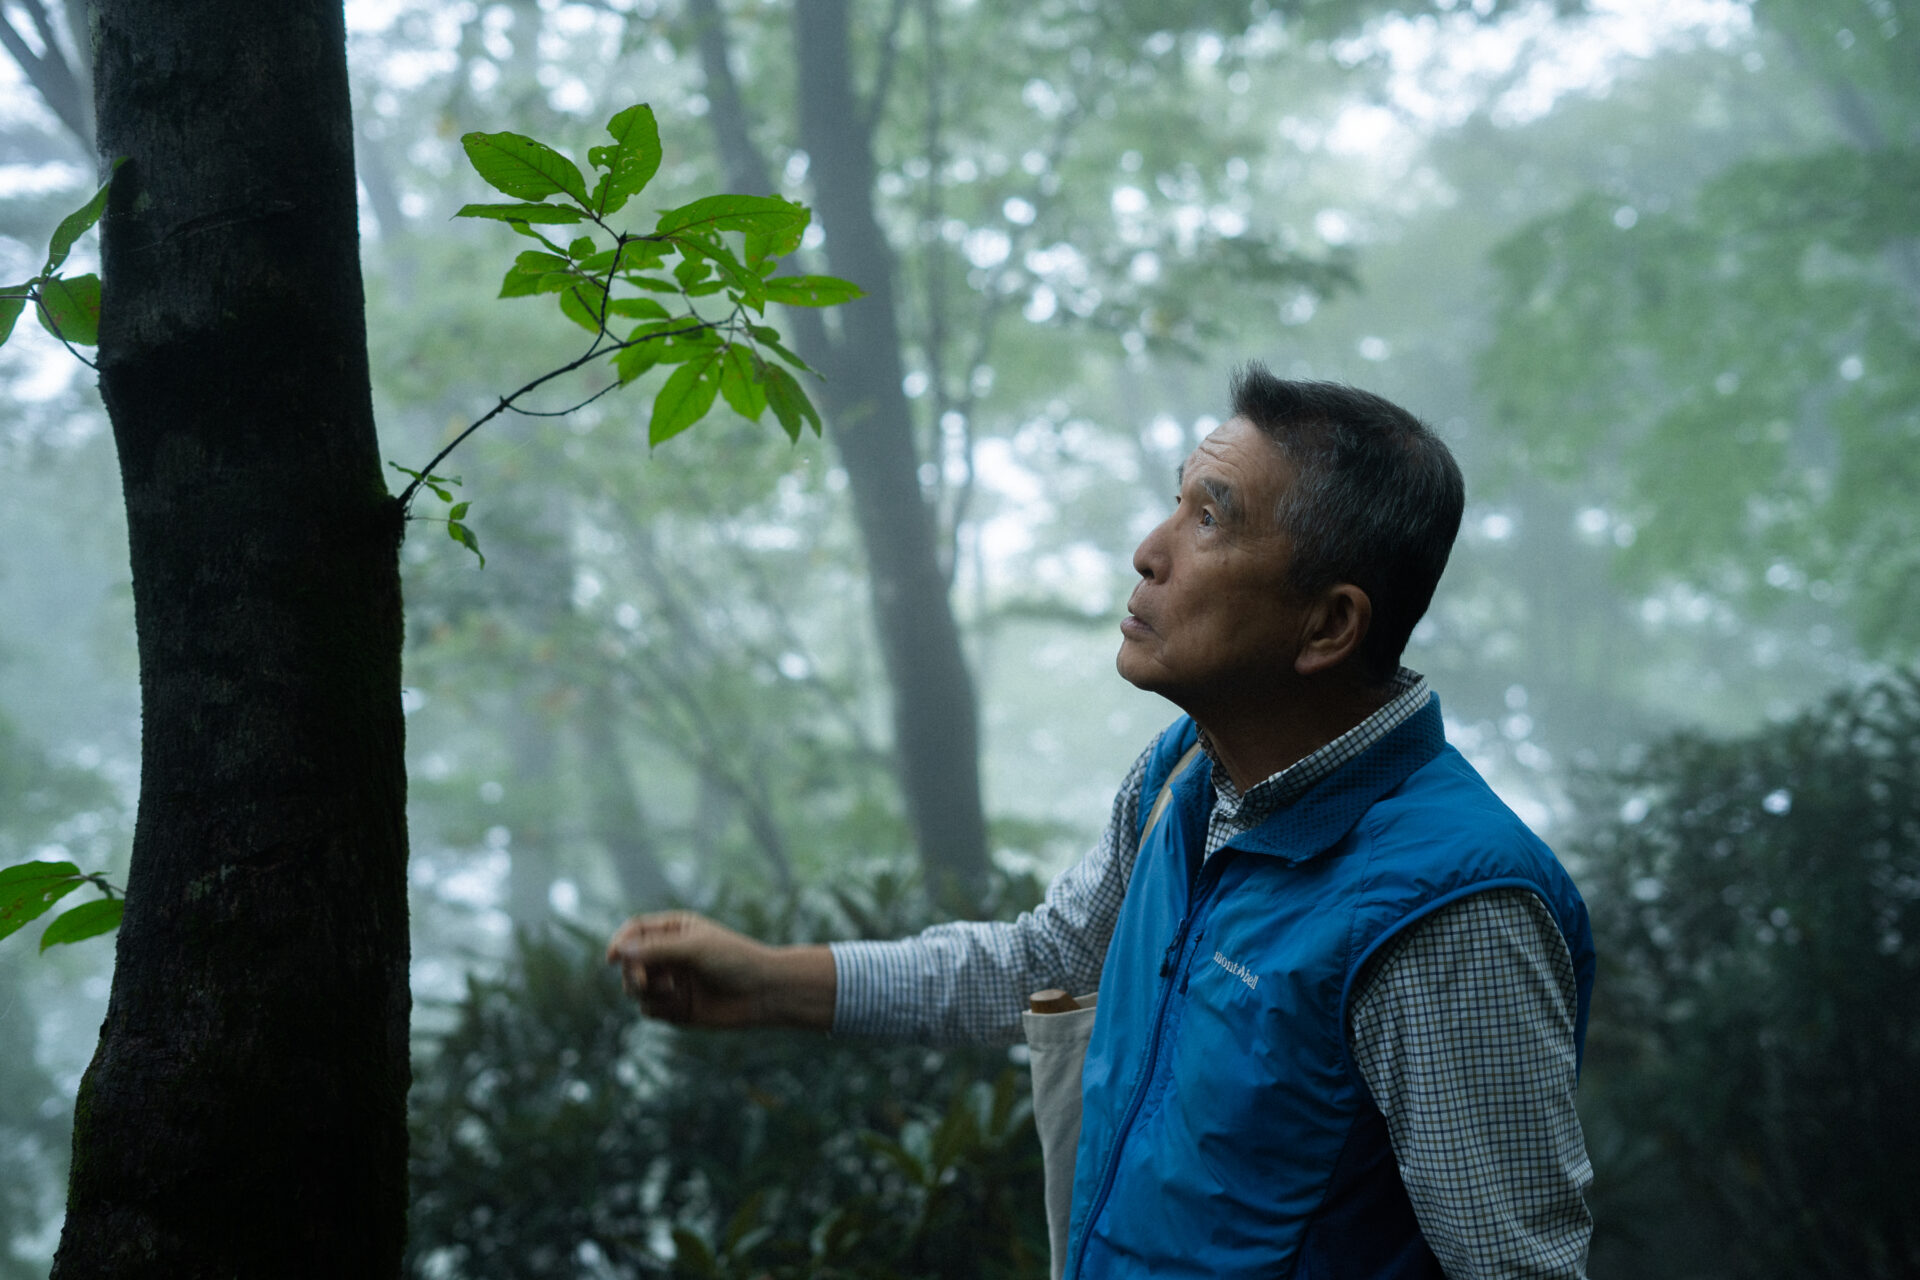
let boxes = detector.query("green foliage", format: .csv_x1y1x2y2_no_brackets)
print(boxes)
0,712,123,954
35,894,122,950
1480,129,1920,653
0,860,123,952
407,872,1048,1279
0,859,85,939
398,103,861,564
0,157,122,356
1573,673,1920,1278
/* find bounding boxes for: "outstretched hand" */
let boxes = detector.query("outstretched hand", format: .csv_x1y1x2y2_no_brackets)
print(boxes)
605,911,836,1030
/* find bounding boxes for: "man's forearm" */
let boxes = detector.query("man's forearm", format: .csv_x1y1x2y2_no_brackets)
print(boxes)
759,944,837,1029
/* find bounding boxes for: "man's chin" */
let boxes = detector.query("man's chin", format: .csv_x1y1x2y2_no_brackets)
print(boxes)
1115,643,1170,696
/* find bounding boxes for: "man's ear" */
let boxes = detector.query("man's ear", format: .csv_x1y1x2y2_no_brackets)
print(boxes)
1295,584,1371,678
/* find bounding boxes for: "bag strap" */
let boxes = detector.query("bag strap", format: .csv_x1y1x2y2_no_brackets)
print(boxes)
1139,741,1204,846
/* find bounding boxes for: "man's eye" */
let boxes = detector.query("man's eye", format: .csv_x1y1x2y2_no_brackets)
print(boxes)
1198,509,1216,527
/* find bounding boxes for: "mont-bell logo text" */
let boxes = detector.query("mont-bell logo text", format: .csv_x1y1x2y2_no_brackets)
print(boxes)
1212,950,1259,991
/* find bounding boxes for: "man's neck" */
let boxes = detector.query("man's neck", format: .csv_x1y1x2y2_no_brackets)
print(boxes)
1191,678,1394,794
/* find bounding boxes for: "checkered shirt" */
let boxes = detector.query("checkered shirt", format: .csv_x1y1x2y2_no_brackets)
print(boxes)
831,670,1592,1278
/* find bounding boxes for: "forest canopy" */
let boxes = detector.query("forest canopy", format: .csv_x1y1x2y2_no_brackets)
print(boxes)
0,0,1914,1274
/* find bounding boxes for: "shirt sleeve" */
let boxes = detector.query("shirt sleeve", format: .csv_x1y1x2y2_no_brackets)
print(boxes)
829,742,1152,1046
1347,887,1594,1280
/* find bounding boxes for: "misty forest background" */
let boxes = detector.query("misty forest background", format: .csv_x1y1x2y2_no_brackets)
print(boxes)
2,0,1916,1275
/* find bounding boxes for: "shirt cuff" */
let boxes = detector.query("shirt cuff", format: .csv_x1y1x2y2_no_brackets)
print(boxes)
828,939,916,1038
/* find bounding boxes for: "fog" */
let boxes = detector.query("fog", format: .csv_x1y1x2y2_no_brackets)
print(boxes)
2,0,1914,1273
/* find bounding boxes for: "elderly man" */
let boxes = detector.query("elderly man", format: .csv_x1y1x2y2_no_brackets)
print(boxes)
608,366,1596,1279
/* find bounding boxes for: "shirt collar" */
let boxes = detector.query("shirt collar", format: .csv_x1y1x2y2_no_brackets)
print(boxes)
1203,668,1431,821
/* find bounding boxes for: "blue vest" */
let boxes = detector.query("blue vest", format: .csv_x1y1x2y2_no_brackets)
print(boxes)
1065,699,1596,1279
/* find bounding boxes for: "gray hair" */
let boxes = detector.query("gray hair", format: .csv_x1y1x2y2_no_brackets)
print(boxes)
1229,364,1464,681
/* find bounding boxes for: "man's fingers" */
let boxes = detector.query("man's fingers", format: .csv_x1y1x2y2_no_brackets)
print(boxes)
607,913,715,1020
606,911,695,965
638,965,694,1023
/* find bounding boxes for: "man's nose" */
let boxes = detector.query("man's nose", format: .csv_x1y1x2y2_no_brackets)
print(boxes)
1132,518,1169,581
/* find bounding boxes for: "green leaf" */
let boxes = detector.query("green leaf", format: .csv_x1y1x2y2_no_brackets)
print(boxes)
448,520,485,567
44,157,125,275
498,262,546,299
744,211,808,268
603,238,668,274
655,194,807,238
461,131,590,206
762,274,864,307
671,234,764,308
454,202,585,225
0,291,27,347
514,250,571,274
649,346,726,445
447,501,470,521
748,324,815,375
500,250,575,299
388,463,462,497
585,173,627,219
36,275,101,345
672,256,712,289
39,897,122,951
504,221,571,256
0,860,85,942
606,296,670,320
567,236,597,259
590,104,663,209
558,281,610,333
719,343,766,421
762,363,822,441
613,337,661,384
623,273,681,294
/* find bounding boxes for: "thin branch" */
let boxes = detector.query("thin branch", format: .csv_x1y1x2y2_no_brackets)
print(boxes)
398,317,718,513
26,286,99,370
505,380,621,418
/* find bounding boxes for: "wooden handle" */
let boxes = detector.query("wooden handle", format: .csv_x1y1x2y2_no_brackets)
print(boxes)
1029,988,1078,1014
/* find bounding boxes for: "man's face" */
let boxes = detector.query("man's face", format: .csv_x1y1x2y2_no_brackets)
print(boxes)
1118,416,1310,708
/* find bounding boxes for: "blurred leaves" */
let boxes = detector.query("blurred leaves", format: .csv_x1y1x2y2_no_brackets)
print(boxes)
406,871,1048,1279
1482,101,1920,654
1573,672,1920,1278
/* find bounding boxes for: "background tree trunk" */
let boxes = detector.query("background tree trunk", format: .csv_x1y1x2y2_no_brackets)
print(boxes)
791,0,990,914
54,1,411,1275
691,0,992,912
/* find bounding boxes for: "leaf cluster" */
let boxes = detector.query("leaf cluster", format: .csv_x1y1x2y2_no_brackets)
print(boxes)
396,103,862,567
0,859,122,953
455,104,857,449
1478,145,1920,653
1568,671,1920,1278
407,871,1048,1280
0,158,122,359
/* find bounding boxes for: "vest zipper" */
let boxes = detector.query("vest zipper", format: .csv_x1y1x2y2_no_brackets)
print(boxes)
1070,855,1229,1280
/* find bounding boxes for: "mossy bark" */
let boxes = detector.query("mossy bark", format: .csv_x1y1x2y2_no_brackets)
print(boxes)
53,1,411,1275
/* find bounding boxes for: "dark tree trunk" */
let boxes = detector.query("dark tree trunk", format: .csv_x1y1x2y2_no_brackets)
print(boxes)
55,2,410,1276
693,0,990,912
793,0,989,913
